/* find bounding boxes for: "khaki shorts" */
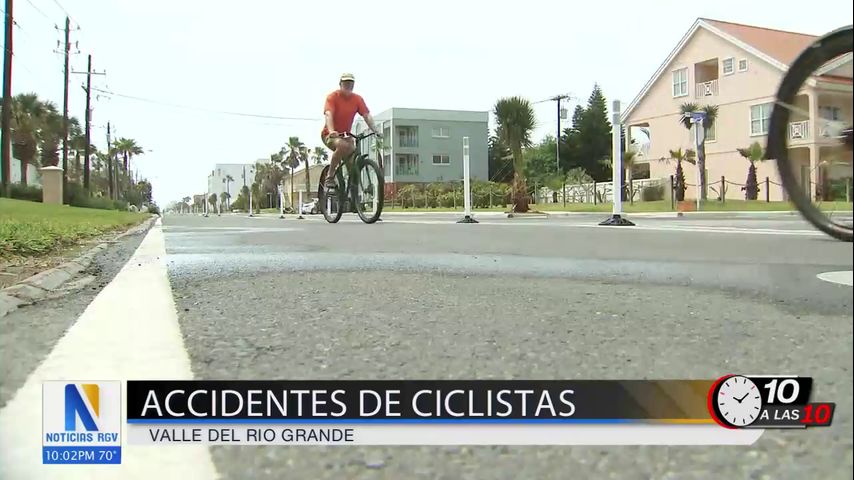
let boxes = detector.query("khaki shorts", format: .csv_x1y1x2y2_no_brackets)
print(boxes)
322,133,354,151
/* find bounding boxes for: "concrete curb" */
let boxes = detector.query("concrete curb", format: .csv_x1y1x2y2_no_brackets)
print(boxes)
0,215,159,318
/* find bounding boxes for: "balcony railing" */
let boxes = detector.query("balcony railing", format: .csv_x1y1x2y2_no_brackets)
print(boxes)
788,120,811,141
696,79,719,98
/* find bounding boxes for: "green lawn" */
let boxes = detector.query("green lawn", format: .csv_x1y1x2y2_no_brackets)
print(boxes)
382,200,852,213
0,198,149,257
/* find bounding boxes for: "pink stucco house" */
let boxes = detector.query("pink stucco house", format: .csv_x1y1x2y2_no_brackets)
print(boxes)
622,18,852,201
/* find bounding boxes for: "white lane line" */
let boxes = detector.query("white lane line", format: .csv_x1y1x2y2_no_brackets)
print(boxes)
816,270,854,286
0,219,219,480
375,219,824,236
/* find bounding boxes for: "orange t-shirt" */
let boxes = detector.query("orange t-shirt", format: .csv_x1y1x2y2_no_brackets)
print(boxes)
321,90,369,137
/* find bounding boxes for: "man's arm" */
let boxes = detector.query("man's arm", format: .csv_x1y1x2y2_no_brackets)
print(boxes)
324,110,336,135
364,113,381,134
358,97,382,137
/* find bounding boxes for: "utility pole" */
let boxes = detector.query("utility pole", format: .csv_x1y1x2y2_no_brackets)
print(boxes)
72,55,105,192
1,0,14,197
548,94,571,171
61,17,71,197
106,122,113,199
82,56,91,191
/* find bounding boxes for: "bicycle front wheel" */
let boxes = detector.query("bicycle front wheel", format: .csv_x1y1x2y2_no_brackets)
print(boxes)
318,165,347,224
766,25,853,242
352,157,384,224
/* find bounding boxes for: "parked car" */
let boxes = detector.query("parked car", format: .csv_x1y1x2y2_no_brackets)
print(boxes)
302,199,319,214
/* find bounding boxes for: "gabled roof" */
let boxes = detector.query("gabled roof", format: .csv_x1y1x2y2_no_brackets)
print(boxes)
621,18,819,123
702,19,818,66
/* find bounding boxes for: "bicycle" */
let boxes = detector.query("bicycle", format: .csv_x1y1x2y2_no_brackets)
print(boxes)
766,24,853,242
317,131,385,224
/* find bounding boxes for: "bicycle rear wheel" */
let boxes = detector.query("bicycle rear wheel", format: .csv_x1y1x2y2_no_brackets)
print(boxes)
318,165,347,224
766,25,853,242
352,157,384,224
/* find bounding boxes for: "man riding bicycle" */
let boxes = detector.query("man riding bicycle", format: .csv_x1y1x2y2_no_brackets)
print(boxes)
321,73,383,189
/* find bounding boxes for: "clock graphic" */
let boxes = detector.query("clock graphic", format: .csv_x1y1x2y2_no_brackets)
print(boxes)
709,375,764,428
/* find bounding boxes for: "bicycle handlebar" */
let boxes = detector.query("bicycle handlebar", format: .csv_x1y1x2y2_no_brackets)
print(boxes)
332,131,378,141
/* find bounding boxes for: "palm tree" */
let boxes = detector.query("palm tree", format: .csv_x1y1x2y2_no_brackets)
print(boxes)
283,137,303,206
623,147,640,205
494,96,537,213
313,146,328,165
663,148,696,202
223,174,234,209
297,145,312,199
737,141,766,200
678,103,718,201
10,94,43,186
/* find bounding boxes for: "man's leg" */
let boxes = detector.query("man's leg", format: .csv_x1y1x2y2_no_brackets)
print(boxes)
325,137,354,188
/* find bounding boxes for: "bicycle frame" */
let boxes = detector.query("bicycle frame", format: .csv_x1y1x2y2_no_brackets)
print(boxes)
330,131,382,189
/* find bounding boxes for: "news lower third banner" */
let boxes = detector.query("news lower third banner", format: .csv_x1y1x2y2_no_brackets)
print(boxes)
120,377,834,446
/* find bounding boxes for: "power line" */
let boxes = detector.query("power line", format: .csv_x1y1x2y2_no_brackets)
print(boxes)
91,87,322,122
22,0,53,23
48,0,72,22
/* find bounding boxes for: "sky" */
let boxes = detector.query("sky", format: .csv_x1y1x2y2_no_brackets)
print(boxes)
6,0,853,205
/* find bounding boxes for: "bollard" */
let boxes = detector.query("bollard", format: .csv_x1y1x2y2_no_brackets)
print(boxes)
599,100,634,226
297,190,304,219
457,136,478,223
721,176,726,204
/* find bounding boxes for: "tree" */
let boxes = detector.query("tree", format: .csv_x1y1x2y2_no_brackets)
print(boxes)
737,141,765,200
313,146,328,165
494,96,536,213
223,175,234,208
523,135,560,203
10,94,45,186
284,137,303,207
488,132,513,183
623,147,640,204
664,148,696,201
679,103,718,201
523,135,557,185
299,145,311,198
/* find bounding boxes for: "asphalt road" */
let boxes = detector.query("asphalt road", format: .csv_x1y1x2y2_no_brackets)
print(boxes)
2,211,852,479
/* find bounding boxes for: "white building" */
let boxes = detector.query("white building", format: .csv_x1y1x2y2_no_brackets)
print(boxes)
206,159,270,207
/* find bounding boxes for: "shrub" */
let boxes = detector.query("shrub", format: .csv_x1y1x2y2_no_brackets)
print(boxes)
0,184,43,202
641,184,665,202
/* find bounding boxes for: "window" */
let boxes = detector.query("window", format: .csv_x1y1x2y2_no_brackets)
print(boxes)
432,154,450,165
672,68,688,97
397,126,418,147
431,127,450,138
750,103,772,135
704,123,716,142
396,154,419,176
819,106,841,121
738,59,748,72
722,57,735,75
